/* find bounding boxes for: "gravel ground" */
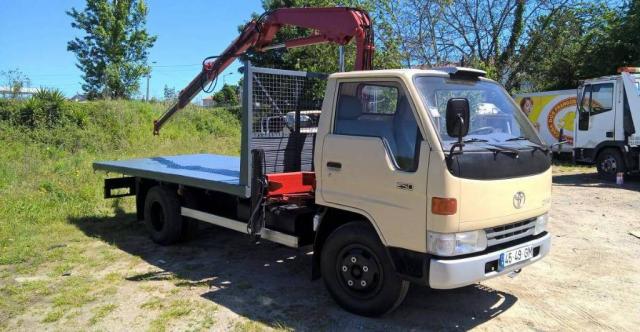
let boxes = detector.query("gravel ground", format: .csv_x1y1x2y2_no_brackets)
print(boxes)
5,171,640,331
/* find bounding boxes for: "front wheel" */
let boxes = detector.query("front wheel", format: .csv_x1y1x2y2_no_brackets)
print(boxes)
596,148,625,180
320,222,409,316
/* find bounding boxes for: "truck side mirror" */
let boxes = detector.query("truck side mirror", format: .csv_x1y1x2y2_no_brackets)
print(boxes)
446,98,470,139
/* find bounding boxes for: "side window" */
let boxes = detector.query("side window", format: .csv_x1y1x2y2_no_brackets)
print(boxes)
579,85,591,114
334,82,422,171
578,85,591,131
589,83,614,114
361,85,398,114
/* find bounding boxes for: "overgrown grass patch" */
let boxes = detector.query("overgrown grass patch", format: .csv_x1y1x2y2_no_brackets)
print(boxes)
147,299,193,332
89,303,118,325
0,98,240,326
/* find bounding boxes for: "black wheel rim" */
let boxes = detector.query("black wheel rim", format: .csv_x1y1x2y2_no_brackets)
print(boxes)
600,155,618,174
335,244,384,299
150,201,165,232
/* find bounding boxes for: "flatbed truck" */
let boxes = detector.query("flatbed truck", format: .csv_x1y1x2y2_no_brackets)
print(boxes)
94,8,552,316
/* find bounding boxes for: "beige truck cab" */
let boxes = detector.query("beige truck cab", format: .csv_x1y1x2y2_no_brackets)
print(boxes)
312,67,551,313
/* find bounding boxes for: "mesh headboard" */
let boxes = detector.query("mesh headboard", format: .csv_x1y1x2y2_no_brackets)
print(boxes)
244,64,327,174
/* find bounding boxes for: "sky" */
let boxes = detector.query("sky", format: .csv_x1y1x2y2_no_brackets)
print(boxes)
0,0,263,101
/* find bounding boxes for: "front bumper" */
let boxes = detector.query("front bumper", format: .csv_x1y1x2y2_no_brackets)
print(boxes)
428,233,551,289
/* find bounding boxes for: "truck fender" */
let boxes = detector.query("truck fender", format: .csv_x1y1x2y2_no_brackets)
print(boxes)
310,208,425,282
311,208,384,280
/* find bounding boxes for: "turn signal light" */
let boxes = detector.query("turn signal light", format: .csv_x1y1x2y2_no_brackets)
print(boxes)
432,197,457,215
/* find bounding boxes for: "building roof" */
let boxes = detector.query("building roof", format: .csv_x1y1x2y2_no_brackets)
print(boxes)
0,86,38,94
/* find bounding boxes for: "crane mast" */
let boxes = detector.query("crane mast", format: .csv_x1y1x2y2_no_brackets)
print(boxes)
153,7,374,134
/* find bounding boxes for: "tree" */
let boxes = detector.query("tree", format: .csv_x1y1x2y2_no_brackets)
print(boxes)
521,1,638,91
212,84,239,106
382,0,574,90
521,4,613,91
1,68,31,99
163,85,177,101
582,0,640,77
67,0,157,99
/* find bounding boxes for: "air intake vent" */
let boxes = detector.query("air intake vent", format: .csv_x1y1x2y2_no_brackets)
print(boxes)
485,218,536,247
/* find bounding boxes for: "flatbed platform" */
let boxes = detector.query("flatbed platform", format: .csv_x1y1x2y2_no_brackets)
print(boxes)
93,154,249,197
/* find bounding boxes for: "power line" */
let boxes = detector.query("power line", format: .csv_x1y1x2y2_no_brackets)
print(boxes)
151,63,200,68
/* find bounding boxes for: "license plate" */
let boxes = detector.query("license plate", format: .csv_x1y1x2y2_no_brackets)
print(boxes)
499,245,533,270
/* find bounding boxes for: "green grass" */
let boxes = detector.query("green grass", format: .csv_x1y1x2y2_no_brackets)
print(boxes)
140,297,219,332
148,300,193,332
89,304,118,325
0,98,240,327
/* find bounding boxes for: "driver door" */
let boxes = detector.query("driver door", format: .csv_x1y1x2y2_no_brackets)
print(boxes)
574,82,616,149
318,79,430,252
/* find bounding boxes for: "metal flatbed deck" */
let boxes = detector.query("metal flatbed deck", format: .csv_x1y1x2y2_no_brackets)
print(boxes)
93,154,249,197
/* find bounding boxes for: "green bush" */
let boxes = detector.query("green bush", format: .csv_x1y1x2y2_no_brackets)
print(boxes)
0,97,241,154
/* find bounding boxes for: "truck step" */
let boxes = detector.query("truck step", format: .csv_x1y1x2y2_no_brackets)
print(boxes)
181,207,300,248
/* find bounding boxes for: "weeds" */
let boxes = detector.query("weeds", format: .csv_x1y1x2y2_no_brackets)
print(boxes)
0,99,240,327
89,304,118,325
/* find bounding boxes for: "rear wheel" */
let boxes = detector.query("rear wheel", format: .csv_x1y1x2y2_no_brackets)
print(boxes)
596,148,625,180
144,186,183,245
320,222,409,316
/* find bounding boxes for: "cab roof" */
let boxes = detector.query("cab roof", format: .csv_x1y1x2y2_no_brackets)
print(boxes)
329,67,492,82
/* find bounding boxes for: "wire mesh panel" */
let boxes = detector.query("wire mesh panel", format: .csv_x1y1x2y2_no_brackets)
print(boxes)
244,64,327,174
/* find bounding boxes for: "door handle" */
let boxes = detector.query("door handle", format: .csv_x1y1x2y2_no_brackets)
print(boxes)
326,161,342,169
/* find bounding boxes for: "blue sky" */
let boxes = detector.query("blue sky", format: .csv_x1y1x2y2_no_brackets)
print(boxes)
0,0,263,101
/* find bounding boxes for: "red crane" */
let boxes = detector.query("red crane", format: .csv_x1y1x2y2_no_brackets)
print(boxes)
153,7,374,134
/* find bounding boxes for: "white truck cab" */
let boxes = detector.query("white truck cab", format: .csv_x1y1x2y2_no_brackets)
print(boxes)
574,67,640,178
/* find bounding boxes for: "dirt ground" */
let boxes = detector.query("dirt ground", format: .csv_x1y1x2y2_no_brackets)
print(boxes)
5,171,640,331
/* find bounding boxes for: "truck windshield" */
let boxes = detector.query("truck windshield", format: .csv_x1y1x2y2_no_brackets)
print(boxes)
414,76,542,148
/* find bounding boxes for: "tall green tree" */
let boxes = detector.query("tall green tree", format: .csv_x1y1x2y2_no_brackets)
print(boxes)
243,0,403,73
582,0,640,77
212,84,240,106
521,1,639,91
67,0,157,99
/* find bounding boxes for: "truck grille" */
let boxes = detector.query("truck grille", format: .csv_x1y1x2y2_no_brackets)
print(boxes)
486,218,536,247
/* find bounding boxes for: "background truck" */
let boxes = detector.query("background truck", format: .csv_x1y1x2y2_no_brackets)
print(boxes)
574,68,640,178
517,68,640,179
94,7,552,316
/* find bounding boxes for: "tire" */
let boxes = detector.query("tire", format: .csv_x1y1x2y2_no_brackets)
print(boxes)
144,186,183,245
320,222,410,317
596,148,625,180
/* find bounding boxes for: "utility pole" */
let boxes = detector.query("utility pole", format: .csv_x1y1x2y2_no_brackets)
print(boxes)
146,61,157,102
223,72,232,85
146,74,151,102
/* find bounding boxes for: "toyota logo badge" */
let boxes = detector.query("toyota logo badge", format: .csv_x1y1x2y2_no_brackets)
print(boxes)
513,191,526,209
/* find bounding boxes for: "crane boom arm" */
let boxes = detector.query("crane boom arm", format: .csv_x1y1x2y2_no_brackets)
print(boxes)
153,7,374,134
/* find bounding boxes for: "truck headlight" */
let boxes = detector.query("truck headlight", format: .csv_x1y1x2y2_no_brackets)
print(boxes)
427,230,487,256
534,213,548,235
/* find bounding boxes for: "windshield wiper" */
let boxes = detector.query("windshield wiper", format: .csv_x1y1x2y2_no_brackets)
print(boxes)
504,136,550,154
463,138,489,143
527,144,550,154
486,143,520,158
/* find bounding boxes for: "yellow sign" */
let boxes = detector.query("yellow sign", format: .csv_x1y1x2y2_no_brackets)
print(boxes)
515,90,576,151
